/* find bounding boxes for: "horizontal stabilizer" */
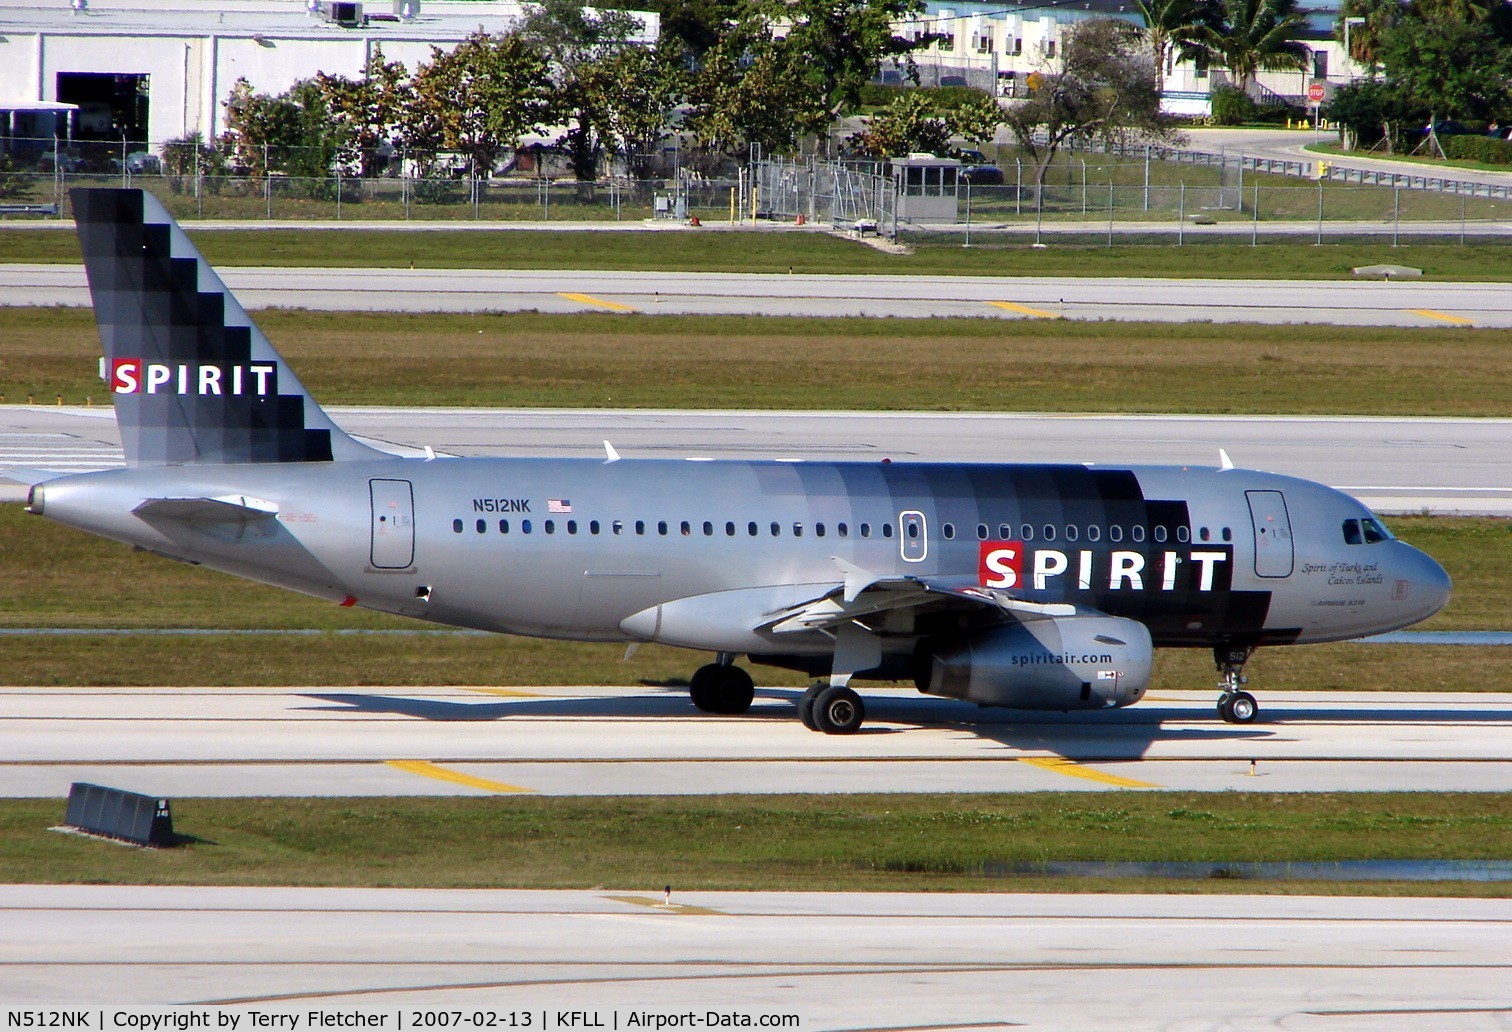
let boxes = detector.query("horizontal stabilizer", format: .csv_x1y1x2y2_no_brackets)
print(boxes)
0,466,64,487
132,495,280,524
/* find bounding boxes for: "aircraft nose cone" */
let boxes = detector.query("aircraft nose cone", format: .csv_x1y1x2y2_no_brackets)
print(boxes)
1400,544,1452,624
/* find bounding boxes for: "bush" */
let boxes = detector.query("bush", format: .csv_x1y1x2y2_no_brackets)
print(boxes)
1209,86,1258,126
857,83,989,109
1442,133,1512,165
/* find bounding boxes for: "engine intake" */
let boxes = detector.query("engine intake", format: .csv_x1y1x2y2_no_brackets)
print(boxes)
915,616,1153,710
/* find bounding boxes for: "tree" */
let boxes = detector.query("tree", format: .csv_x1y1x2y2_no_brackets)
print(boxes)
313,48,414,177
686,26,809,154
593,45,688,179
1324,78,1418,151
850,89,999,157
1377,9,1512,129
1192,0,1310,93
1334,0,1401,70
404,31,553,179
521,0,661,195
1001,19,1172,199
646,0,743,60
1134,0,1209,96
222,77,344,185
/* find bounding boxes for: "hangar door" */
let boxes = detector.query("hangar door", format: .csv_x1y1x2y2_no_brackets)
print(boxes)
1246,490,1294,578
370,479,415,569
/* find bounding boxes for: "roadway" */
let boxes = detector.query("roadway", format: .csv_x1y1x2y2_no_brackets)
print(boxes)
4,686,1511,797
8,886,1511,1027
5,262,1512,325
4,406,1510,515
1188,126,1512,191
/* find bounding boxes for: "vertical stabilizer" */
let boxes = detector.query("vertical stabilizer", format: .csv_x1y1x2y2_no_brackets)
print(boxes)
73,188,381,466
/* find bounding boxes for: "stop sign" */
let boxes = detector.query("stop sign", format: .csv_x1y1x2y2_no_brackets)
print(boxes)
1307,82,1326,104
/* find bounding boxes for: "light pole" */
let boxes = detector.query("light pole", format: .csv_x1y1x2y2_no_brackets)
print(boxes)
1343,17,1366,78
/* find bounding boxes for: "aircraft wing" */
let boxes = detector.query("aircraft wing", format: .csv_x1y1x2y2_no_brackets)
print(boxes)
0,466,66,487
759,574,1074,635
132,495,280,524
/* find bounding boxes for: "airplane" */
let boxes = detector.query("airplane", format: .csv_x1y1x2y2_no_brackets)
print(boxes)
14,188,1451,734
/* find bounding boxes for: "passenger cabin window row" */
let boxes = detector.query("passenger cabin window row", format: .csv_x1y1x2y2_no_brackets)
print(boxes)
452,515,1229,543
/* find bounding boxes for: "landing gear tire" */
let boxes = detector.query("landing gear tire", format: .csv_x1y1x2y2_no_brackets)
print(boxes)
1218,690,1258,724
811,685,865,735
689,663,754,715
797,683,825,730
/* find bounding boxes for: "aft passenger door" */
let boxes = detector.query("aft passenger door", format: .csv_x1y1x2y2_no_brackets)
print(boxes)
370,479,415,569
1246,490,1293,578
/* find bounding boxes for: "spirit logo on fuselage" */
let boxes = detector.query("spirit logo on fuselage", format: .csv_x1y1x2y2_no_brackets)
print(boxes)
979,540,1232,593
110,358,277,397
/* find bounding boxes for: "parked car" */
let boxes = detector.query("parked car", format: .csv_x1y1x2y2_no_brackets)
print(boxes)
959,164,1004,185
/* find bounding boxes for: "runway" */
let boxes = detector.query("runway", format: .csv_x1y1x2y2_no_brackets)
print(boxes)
4,686,1510,797
5,262,1512,326
5,885,1512,1028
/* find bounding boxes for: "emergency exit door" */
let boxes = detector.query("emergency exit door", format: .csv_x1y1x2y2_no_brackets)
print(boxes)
1246,490,1293,578
370,479,415,569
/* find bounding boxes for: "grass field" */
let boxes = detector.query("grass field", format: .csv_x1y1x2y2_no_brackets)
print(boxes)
2,793,1508,895
2,505,1505,687
5,307,1512,415
3,226,1512,280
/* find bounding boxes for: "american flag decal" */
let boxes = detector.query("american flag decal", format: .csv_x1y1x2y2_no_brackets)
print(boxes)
548,499,572,513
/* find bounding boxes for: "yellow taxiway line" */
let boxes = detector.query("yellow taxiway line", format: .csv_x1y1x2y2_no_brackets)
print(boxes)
386,759,534,794
557,291,637,313
603,894,724,916
1407,308,1474,326
1019,756,1160,789
460,686,548,698
987,300,1061,319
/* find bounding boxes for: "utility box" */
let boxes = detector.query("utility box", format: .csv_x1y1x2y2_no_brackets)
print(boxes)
891,154,960,224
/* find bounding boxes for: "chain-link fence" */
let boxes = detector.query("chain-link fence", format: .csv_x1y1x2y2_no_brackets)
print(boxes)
752,158,898,234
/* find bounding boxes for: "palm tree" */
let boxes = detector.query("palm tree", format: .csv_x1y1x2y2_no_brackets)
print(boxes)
1135,0,1211,96
1194,0,1311,94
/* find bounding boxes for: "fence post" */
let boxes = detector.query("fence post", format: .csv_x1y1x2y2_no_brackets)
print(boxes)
1034,179,1044,246
1460,190,1466,246
1080,158,1087,214
1237,152,1244,214
1316,175,1323,246
1143,145,1150,211
335,168,342,221
1251,182,1259,246
1177,182,1184,246
264,143,271,220
1106,179,1114,247
1392,185,1399,247
53,138,61,213
1015,159,1022,216
963,178,971,248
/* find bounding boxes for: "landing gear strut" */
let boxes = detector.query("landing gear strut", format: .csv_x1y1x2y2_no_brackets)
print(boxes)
1214,644,1258,724
689,655,754,715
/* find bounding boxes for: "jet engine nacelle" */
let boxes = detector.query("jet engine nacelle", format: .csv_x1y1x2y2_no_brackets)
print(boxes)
914,616,1154,710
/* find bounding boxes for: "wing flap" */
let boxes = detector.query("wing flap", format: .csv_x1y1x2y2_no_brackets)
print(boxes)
759,573,1075,635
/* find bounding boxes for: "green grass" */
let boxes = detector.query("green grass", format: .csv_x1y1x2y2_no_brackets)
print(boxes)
6,308,1512,415
1,505,1504,687
4,226,1512,279
2,794,1508,895
1306,140,1512,176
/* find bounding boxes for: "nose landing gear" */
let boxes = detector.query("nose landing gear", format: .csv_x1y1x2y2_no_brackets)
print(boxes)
1214,644,1258,724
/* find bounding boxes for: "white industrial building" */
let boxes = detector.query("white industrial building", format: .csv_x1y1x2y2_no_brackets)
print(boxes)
0,0,656,151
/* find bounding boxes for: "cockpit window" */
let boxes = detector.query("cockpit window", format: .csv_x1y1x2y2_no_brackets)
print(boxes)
1342,519,1362,545
1362,517,1391,543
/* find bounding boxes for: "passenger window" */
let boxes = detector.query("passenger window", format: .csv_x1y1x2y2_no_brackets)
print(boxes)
567,520,577,535
793,522,804,537
703,521,713,536
1199,526,1209,542
942,523,955,540
453,519,463,534
610,520,620,535
1042,524,1056,541
635,520,645,535
882,523,894,539
1131,525,1144,543
748,522,758,536
816,523,826,538
476,519,487,534
589,520,599,535
1087,525,1101,542
499,520,510,534
1065,525,1079,542
1362,518,1390,543
771,522,781,537
838,523,849,537
658,521,668,536
1110,525,1123,542
544,520,555,534
1021,524,1034,541
1153,526,1167,543
726,521,736,536
1222,527,1232,542
680,521,691,536
1343,519,1362,545
977,524,988,541
522,519,533,534
1176,526,1189,543
860,523,871,538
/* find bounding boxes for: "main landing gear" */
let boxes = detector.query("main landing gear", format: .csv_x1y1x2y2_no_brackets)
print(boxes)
688,655,755,715
1214,644,1259,724
797,683,865,735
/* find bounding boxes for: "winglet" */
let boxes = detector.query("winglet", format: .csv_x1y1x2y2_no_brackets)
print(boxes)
604,440,622,464
1218,448,1235,471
